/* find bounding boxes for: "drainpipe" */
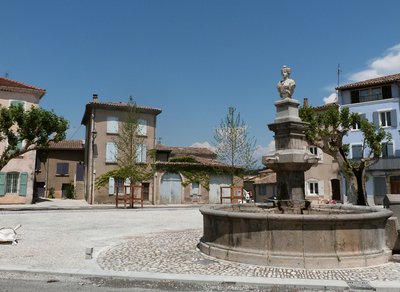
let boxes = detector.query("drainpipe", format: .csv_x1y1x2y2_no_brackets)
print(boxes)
90,94,98,204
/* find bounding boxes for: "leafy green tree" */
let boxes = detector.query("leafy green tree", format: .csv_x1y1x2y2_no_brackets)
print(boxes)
299,105,390,205
213,107,256,171
95,98,153,189
0,103,68,170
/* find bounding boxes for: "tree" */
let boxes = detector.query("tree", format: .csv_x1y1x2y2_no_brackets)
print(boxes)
95,98,153,189
213,107,256,171
0,103,68,170
299,104,390,205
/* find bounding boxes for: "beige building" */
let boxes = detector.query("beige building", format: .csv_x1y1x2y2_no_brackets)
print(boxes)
0,77,46,204
81,95,162,204
153,145,243,204
35,140,85,200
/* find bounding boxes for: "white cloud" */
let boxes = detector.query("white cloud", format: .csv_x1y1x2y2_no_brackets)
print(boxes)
349,43,400,81
191,141,216,151
252,141,275,166
323,92,337,104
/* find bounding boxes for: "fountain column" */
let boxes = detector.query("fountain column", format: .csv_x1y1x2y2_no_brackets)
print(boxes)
263,66,318,201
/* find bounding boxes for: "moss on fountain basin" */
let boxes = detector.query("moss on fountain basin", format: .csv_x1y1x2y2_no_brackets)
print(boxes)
199,203,393,269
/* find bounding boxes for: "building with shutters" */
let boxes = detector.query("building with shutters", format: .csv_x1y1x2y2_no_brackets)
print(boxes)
153,144,243,204
337,73,400,205
34,140,85,201
81,95,162,204
0,77,46,204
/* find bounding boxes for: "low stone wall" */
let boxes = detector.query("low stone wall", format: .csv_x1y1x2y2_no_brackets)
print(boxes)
199,204,393,269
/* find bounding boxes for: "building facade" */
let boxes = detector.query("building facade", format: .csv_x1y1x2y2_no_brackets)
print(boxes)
0,77,46,204
337,73,400,205
154,145,243,204
81,95,162,204
35,140,85,200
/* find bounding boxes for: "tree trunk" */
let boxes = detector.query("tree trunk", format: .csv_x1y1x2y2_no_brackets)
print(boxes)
353,163,368,206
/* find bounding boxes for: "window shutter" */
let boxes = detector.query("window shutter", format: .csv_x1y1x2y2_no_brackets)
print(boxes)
142,144,147,162
372,112,379,128
305,181,309,196
382,143,388,157
390,109,397,128
317,147,323,162
108,177,115,195
138,119,147,136
387,142,394,157
106,142,117,162
19,172,28,196
107,116,118,133
318,180,325,197
0,172,5,196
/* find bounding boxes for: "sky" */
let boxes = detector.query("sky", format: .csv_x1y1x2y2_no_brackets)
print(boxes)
2,0,400,165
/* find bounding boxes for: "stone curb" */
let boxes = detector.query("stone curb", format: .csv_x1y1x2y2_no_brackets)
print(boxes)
1,266,400,291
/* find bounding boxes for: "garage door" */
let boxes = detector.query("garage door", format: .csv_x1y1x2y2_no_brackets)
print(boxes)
209,175,232,204
160,173,182,204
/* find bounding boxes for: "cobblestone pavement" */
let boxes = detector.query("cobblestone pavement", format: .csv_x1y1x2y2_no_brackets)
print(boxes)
97,229,400,282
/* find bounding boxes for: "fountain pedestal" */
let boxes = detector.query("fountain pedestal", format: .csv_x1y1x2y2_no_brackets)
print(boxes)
263,97,318,201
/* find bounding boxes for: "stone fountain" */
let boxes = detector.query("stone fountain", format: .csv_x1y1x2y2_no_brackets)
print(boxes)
198,66,393,269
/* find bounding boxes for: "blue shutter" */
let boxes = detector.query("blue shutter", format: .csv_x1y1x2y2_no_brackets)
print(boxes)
372,112,379,128
390,109,397,128
19,172,28,196
387,142,394,157
0,172,5,196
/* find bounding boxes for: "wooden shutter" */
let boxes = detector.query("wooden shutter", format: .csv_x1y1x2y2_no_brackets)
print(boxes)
372,112,379,128
108,177,115,195
318,180,325,196
387,142,394,157
138,119,147,136
0,172,5,196
106,142,117,162
19,172,28,196
390,109,397,128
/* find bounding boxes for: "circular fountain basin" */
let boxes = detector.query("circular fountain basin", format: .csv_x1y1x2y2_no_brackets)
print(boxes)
199,203,393,269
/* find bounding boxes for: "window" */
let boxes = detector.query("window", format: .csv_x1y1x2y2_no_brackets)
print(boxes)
76,163,84,181
5,172,19,193
107,116,118,134
309,182,319,195
380,111,392,127
56,163,69,175
373,110,397,128
350,85,392,104
106,142,117,163
138,119,147,136
192,182,199,196
136,144,147,163
308,146,323,162
309,146,318,155
351,144,363,159
351,114,365,131
382,142,394,158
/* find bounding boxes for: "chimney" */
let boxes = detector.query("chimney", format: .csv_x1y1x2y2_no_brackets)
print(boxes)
303,98,309,107
93,94,98,102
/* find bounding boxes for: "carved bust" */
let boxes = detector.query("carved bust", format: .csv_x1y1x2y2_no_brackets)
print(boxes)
277,65,296,99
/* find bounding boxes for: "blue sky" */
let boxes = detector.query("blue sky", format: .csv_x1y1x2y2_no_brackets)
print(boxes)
2,0,400,164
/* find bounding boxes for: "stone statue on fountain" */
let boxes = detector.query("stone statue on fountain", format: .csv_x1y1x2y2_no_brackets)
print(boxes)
277,65,296,99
